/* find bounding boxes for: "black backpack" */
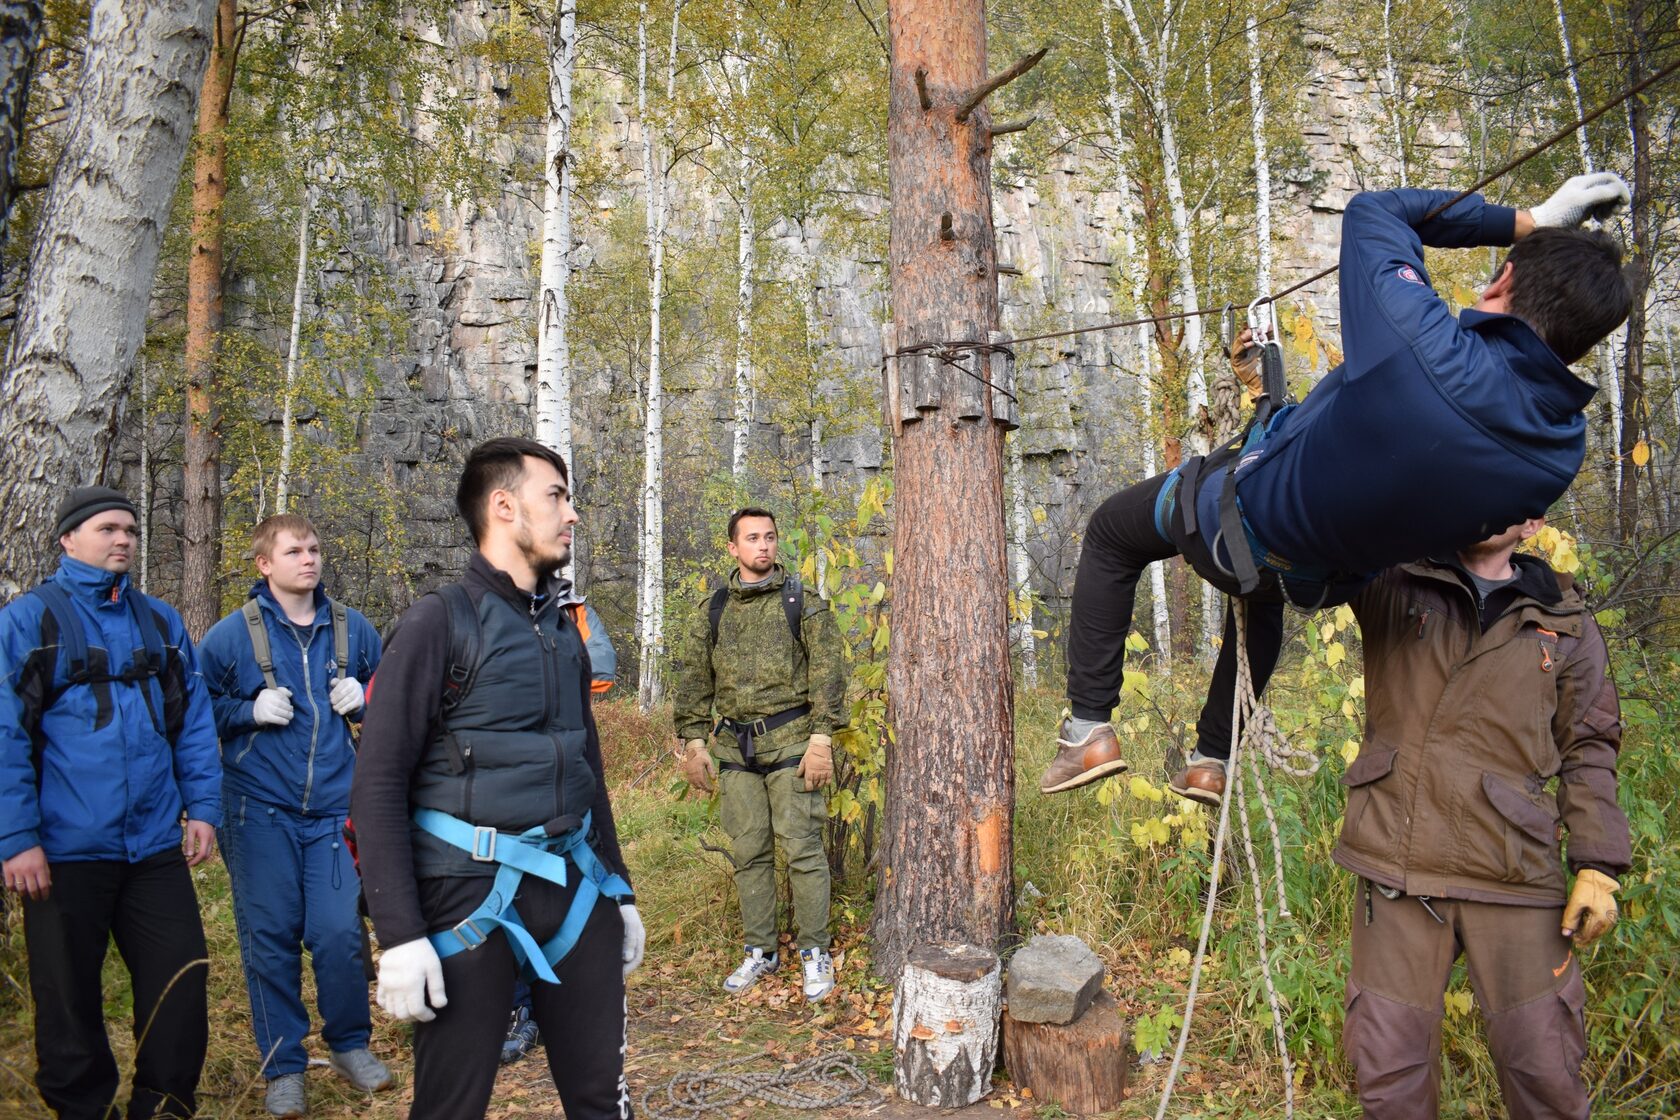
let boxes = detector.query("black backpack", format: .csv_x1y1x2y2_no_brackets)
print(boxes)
28,582,184,742
707,575,805,656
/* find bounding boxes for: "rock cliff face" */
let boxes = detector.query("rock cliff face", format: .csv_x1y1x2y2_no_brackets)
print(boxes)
129,3,1466,646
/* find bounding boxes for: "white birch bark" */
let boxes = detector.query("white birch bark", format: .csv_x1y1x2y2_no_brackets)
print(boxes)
535,0,577,472
1665,316,1678,430
731,175,754,477
1008,432,1037,687
1552,0,1593,172
1380,0,1407,186
275,188,311,514
1247,8,1272,295
138,354,150,593
636,0,680,709
1600,332,1624,500
0,0,215,594
1103,4,1170,663
1112,0,1206,421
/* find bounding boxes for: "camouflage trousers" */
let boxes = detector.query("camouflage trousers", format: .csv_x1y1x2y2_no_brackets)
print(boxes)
718,762,831,952
1344,883,1589,1120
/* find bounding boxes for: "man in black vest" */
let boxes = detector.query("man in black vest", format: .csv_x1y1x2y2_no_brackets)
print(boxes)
351,438,642,1119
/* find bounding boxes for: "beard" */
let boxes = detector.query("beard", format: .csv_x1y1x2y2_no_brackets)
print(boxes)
514,514,571,575
740,555,774,577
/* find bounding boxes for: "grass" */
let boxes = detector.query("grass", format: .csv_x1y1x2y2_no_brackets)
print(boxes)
3,681,1675,1118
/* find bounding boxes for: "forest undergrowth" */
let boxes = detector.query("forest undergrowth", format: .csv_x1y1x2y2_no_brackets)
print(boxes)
2,661,1674,1118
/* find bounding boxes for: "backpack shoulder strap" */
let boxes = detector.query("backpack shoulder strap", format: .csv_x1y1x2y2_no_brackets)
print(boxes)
329,597,350,677
125,590,166,675
241,598,279,691
30,583,88,684
707,587,729,650
783,575,806,654
133,595,180,741
435,583,482,715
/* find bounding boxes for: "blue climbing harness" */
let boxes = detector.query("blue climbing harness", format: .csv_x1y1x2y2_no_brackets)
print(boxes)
414,807,631,984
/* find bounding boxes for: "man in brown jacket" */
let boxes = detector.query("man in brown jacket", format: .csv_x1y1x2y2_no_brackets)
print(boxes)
1329,519,1631,1118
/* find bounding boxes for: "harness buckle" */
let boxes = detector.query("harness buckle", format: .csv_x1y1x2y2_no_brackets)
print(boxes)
470,826,498,862
749,717,768,737
452,917,488,950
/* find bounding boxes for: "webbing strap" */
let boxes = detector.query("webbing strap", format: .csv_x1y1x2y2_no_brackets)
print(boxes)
713,703,811,769
417,808,630,984
240,599,278,691
32,582,168,738
717,754,803,776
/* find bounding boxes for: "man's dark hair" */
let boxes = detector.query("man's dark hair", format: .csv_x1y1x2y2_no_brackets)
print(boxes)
456,437,569,543
1503,228,1632,364
728,506,776,540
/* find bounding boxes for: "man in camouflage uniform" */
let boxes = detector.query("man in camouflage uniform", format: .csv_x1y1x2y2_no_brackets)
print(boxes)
672,507,847,1001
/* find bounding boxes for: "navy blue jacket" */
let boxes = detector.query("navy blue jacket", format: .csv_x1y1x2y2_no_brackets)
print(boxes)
1225,189,1597,574
198,583,381,815
0,556,222,863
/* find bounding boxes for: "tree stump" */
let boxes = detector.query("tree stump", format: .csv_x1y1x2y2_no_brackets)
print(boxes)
1002,991,1129,1115
893,942,1003,1108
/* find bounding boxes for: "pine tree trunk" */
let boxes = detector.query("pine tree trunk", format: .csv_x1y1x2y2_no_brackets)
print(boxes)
0,0,45,280
0,0,216,598
870,0,1014,981
535,0,576,470
180,0,236,636
275,188,310,514
1616,0,1651,543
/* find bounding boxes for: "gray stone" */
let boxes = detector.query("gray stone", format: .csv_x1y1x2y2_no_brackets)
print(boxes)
1005,935,1104,1025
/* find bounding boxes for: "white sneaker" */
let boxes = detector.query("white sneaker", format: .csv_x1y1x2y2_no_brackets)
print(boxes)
800,947,835,1002
722,947,778,994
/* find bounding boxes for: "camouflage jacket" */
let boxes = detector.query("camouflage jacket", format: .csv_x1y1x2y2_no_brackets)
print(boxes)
671,566,847,764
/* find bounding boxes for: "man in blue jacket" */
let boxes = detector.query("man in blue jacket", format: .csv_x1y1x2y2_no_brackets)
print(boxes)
1041,172,1635,798
199,513,387,1115
0,486,222,1120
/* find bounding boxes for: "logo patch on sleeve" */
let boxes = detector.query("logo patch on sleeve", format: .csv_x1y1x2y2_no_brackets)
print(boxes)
1397,265,1424,285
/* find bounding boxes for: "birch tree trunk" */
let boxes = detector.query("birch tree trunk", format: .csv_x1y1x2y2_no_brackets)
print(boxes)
1008,432,1036,687
1616,0,1651,542
870,0,1014,980
1552,0,1593,172
275,187,310,514
180,0,237,636
1102,2,1170,663
0,0,45,279
535,0,576,471
1247,7,1271,295
635,1,680,709
138,354,150,594
0,0,216,597
731,171,755,477
1380,0,1407,186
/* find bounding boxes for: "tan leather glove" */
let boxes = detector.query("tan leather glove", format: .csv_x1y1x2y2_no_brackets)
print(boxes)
680,739,715,792
797,734,833,792
1561,869,1619,945
1229,326,1263,401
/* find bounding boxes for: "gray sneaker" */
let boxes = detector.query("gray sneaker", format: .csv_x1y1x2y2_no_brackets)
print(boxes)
328,1048,393,1092
265,1073,306,1119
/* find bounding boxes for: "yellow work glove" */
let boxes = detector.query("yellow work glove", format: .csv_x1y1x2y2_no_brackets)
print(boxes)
797,734,833,792
1561,869,1620,945
680,739,715,793
1229,326,1264,401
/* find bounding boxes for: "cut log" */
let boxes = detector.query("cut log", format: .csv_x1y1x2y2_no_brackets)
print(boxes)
1002,990,1129,1115
893,942,1002,1108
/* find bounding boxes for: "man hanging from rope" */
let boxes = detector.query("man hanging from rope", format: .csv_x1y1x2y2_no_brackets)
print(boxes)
1040,172,1634,796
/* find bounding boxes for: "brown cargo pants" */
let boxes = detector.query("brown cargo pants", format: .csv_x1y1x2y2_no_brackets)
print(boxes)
1344,883,1589,1120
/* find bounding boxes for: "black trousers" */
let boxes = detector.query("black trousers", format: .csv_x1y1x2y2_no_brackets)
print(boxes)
1065,472,1285,760
22,849,209,1120
411,874,630,1120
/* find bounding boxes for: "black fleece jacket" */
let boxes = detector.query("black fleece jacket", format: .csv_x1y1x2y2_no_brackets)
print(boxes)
350,553,633,949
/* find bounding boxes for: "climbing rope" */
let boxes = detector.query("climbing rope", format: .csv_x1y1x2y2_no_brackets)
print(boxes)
880,53,1680,366
640,1049,877,1119
1155,599,1301,1120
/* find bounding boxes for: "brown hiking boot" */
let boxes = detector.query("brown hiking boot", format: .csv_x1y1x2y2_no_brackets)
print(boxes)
1039,718,1128,794
1168,758,1227,805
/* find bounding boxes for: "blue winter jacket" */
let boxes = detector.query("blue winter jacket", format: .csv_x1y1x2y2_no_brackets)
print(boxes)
0,556,222,863
198,582,381,816
1215,189,1597,575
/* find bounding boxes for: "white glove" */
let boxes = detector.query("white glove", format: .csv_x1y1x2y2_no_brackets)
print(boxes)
252,687,294,727
1530,172,1631,228
329,675,365,716
620,904,646,977
376,937,447,1022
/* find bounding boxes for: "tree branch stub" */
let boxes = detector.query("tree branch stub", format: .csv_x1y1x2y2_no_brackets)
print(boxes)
953,46,1048,123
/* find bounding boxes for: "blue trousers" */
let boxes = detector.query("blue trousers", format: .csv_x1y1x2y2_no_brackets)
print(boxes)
220,796,371,1077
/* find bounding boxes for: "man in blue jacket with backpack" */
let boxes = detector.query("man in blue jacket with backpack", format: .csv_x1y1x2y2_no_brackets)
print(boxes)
199,513,387,1115
0,486,222,1120
1042,172,1636,800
